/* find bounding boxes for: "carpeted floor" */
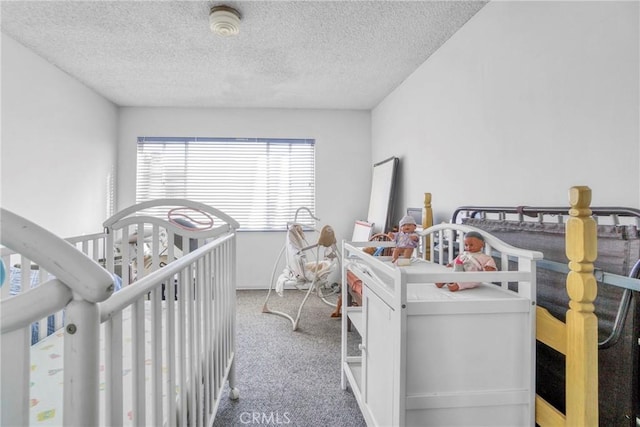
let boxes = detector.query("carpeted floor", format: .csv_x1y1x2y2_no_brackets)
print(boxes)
212,289,366,426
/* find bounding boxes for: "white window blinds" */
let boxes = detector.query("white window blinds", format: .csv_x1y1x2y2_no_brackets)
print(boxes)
136,137,316,230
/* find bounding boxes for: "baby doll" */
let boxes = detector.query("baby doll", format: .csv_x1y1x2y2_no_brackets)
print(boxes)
436,231,496,291
388,215,419,263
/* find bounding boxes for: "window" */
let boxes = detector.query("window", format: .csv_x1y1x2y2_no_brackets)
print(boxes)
136,137,315,230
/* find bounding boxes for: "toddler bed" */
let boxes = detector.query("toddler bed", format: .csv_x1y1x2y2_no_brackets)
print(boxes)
1,199,240,426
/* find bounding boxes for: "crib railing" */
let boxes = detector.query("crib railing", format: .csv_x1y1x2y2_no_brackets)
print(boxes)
97,232,238,426
1,201,239,426
1,230,110,343
1,208,115,427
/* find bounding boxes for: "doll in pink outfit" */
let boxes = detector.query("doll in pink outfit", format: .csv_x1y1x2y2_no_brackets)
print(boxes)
388,215,420,263
436,231,496,291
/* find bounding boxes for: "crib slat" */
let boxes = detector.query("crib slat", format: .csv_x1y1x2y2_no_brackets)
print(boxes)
166,273,177,424
215,247,223,396
194,260,203,427
178,270,188,426
186,266,197,427
229,238,238,395
225,246,231,393
152,224,160,275
151,288,163,426
204,252,213,418
204,255,213,423
136,222,145,281
132,298,146,426
227,244,234,385
218,245,226,404
121,227,132,287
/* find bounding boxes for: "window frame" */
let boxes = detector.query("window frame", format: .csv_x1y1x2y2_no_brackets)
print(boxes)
136,136,316,231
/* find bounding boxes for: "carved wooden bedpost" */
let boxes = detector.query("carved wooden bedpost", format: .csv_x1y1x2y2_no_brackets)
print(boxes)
423,193,433,259
565,186,598,426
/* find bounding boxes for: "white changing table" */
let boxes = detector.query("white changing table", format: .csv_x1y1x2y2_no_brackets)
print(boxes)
341,231,540,427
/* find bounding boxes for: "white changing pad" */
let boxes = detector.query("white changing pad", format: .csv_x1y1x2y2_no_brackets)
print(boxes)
407,282,526,301
407,283,480,301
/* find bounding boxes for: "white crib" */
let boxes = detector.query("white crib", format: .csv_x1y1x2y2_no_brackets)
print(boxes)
1,199,240,426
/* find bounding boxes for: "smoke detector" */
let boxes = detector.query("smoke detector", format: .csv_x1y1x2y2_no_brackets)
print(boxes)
209,5,241,36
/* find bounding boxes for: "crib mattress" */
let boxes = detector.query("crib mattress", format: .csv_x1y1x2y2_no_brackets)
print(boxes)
29,302,169,425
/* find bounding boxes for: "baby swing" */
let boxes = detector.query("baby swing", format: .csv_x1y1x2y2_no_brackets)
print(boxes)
262,207,341,331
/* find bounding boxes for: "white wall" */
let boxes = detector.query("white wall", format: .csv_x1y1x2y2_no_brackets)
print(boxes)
1,34,118,236
9,0,632,288
372,1,640,223
118,108,371,288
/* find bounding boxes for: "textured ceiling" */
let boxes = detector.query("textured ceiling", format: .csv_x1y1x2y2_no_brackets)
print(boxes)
1,1,487,109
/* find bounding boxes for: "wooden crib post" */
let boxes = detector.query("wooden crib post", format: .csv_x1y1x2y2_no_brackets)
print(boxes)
565,186,598,426
423,193,433,259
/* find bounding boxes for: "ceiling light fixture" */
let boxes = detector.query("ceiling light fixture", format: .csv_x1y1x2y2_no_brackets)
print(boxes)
209,5,241,37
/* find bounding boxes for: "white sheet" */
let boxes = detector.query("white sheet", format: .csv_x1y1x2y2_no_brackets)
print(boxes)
29,303,170,425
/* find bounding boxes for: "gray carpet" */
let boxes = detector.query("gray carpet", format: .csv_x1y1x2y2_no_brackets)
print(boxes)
213,289,367,427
